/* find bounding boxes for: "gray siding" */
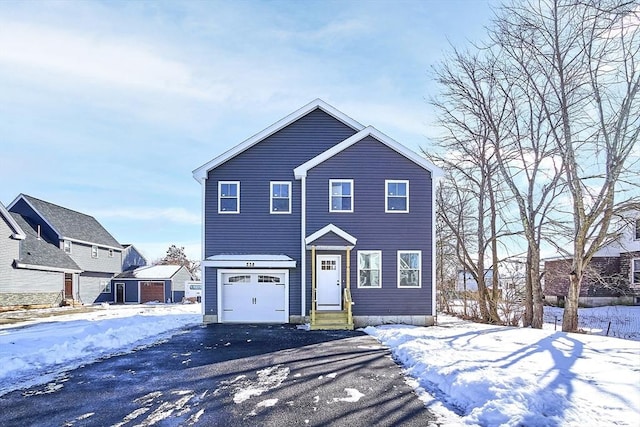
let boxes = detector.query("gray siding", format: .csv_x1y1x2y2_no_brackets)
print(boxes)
204,108,358,316
172,268,193,292
0,216,64,306
305,136,434,316
78,272,114,304
68,242,122,274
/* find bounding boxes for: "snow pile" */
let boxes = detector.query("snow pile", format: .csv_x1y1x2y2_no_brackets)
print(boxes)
0,304,201,396
365,315,640,426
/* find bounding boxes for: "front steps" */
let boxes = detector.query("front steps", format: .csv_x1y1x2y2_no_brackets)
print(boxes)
311,310,354,330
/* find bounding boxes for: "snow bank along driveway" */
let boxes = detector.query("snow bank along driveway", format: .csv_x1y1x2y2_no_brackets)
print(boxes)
365,315,640,426
0,303,201,396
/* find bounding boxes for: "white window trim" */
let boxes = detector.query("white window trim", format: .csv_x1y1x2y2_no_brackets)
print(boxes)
270,181,292,214
109,249,114,258
63,240,72,254
358,250,382,289
329,179,354,213
91,245,99,259
101,280,111,293
385,180,409,213
632,258,640,286
218,181,240,214
397,250,422,288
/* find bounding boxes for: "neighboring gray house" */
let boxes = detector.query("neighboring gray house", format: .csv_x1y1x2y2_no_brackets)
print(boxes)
1,201,82,307
193,99,442,329
122,244,148,271
5,194,123,305
111,265,193,304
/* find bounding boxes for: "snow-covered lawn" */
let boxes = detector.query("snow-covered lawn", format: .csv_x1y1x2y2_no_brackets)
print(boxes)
0,303,201,396
1,303,639,426
365,314,640,426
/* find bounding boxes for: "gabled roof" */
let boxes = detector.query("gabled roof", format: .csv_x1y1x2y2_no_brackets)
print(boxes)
0,201,26,240
192,99,365,184
294,126,444,179
305,224,357,250
9,194,122,250
11,213,82,273
115,264,188,279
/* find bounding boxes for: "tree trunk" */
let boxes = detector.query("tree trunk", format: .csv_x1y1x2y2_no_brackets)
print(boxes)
523,250,534,327
530,249,544,328
562,269,582,332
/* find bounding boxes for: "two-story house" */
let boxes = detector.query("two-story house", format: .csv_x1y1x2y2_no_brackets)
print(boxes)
544,213,640,306
4,194,123,306
193,99,442,329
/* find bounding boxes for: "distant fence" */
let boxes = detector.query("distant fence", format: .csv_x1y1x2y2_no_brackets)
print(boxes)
543,306,639,340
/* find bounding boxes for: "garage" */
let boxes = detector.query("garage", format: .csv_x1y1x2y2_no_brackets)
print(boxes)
140,281,165,303
219,270,288,323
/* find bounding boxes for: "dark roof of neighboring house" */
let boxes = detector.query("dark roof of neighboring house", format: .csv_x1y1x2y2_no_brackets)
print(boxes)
10,213,82,272
18,194,122,249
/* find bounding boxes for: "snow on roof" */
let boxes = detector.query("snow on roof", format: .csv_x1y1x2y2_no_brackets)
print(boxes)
132,265,182,279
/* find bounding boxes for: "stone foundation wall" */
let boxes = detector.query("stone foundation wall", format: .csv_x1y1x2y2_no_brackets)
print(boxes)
0,292,61,308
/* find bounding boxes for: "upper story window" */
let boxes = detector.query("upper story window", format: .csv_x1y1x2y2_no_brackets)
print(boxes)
386,180,409,213
358,250,382,288
398,250,421,288
633,259,640,286
63,240,72,254
329,179,353,213
218,181,240,214
91,246,99,259
270,181,291,214
635,218,639,240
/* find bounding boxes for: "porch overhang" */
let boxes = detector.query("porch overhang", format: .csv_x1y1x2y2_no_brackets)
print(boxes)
202,254,297,268
305,224,357,248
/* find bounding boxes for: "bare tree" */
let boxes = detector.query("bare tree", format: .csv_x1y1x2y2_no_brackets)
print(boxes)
491,0,640,332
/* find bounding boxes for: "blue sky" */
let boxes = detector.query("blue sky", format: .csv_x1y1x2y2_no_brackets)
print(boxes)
0,0,497,262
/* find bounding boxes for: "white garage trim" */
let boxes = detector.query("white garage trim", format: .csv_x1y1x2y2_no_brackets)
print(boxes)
204,254,296,268
217,269,289,323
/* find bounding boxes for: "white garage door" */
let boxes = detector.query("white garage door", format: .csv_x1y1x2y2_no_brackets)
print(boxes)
220,270,287,323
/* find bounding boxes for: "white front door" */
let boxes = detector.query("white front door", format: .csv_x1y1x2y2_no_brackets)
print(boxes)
317,255,342,311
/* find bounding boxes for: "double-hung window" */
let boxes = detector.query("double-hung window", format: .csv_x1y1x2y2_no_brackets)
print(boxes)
398,250,421,288
270,181,291,214
358,251,382,288
91,246,99,259
329,179,353,212
633,259,640,287
386,180,409,213
63,240,72,254
218,181,240,213
635,218,640,240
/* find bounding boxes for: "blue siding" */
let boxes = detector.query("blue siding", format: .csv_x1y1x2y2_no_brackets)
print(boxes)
9,199,59,244
305,135,433,316
204,108,359,316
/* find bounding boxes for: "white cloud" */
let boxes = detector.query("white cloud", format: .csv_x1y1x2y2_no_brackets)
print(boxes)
0,22,229,101
94,208,200,226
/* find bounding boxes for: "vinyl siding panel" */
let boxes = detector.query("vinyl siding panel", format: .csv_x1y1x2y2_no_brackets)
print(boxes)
0,217,64,305
203,108,358,316
305,135,434,316
78,272,114,304
69,242,122,274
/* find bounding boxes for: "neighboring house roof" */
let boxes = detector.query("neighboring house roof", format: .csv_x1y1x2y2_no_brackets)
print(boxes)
294,126,444,179
115,264,189,279
192,99,366,183
10,213,82,273
0,202,26,240
9,194,123,250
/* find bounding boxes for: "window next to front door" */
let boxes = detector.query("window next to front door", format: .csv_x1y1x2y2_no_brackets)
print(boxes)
398,250,422,288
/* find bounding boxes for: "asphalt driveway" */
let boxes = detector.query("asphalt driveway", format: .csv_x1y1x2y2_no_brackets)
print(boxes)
0,324,437,426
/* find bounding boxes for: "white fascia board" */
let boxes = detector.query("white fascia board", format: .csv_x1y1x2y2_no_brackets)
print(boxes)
305,223,357,246
0,202,26,240
192,99,365,184
294,126,445,179
8,194,62,240
14,262,82,274
305,245,355,251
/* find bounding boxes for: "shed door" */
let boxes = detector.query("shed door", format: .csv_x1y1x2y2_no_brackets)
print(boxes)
221,271,286,323
140,281,165,303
